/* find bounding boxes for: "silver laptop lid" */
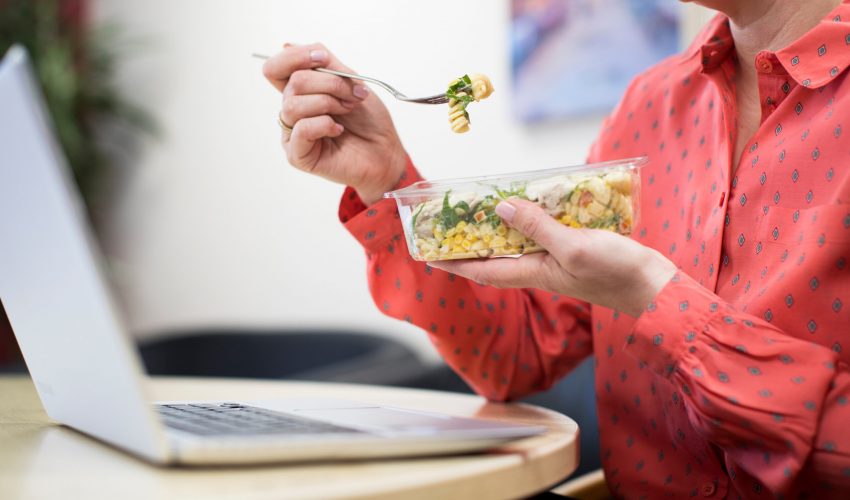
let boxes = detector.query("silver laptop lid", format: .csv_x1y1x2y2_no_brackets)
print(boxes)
0,46,168,462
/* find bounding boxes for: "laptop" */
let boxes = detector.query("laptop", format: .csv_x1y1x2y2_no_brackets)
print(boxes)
0,45,544,465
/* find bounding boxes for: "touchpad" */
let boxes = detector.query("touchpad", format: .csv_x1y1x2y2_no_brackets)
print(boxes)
293,407,465,433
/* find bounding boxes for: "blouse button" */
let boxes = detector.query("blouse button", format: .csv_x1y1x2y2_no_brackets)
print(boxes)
756,54,774,73
702,481,717,496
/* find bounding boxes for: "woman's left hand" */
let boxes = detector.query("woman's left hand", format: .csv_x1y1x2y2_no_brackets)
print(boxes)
428,199,678,317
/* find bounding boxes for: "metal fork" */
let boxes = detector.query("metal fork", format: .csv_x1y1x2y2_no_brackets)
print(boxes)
252,53,458,105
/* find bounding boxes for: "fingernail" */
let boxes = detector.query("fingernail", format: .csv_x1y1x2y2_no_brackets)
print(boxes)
310,49,327,62
341,99,355,109
353,84,369,99
495,202,516,222
334,123,344,134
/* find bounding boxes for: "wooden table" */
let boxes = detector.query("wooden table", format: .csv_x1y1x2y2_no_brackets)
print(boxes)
0,376,579,500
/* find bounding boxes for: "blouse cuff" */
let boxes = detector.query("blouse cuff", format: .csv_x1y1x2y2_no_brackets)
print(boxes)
338,157,423,253
624,271,716,378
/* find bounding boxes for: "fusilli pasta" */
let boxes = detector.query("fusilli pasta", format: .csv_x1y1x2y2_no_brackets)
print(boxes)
446,74,493,133
448,92,471,133
469,73,494,100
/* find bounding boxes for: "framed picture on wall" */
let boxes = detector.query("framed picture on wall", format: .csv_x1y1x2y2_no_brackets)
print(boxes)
511,0,681,122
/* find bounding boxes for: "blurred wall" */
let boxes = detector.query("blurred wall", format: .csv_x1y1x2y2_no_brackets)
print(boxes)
91,1,714,361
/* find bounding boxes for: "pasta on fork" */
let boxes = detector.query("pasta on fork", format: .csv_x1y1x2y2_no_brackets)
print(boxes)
447,74,494,133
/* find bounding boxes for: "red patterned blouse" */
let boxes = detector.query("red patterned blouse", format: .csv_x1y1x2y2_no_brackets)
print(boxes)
338,7,850,499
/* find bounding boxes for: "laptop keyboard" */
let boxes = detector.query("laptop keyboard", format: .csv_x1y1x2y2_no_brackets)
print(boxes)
155,403,364,436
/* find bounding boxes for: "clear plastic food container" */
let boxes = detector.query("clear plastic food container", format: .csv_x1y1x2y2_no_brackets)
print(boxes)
384,156,646,261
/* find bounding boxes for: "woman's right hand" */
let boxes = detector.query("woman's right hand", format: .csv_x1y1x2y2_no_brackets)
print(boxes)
262,43,408,205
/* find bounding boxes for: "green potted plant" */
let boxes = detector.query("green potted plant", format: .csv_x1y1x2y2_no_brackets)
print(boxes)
1,0,153,214
0,0,151,366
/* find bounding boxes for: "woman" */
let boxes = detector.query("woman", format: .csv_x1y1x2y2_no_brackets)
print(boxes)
262,0,850,497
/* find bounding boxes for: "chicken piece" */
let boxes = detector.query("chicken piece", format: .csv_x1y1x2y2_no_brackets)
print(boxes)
526,176,577,212
604,171,633,195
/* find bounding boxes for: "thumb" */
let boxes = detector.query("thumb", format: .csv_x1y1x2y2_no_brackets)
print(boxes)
495,198,575,251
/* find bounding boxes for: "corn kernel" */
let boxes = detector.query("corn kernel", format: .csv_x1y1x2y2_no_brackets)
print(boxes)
492,236,507,248
456,221,467,230
496,224,507,236
461,240,472,250
446,228,457,238
483,234,492,243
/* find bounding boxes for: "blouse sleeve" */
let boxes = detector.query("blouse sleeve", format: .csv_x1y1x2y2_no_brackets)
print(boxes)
626,271,850,494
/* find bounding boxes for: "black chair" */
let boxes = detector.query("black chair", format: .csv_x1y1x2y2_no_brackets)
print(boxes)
139,329,432,384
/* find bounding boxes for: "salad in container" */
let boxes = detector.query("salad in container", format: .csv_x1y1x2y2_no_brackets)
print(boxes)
384,157,646,261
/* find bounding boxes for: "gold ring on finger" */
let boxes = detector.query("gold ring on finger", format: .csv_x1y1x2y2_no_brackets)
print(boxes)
277,111,293,134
